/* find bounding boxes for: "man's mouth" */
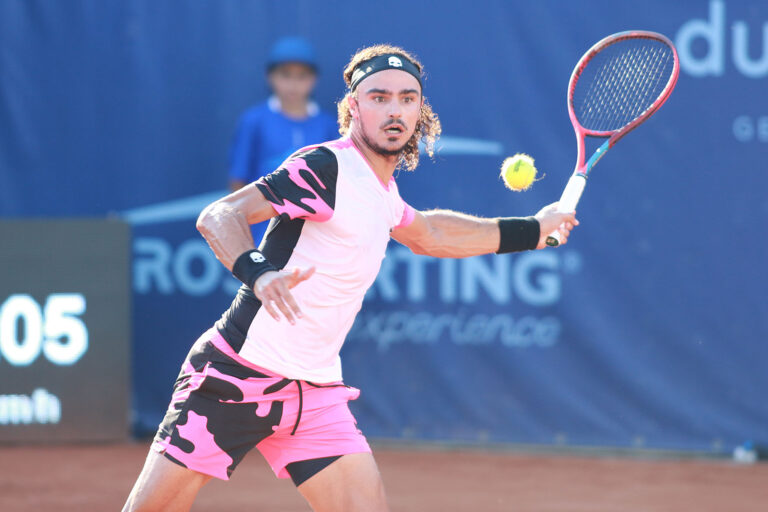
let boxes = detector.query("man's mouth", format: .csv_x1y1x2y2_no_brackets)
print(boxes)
383,124,405,134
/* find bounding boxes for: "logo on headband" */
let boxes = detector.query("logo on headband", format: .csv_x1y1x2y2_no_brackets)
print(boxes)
349,54,421,92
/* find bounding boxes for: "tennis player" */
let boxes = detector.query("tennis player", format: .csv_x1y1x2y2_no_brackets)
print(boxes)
123,44,577,512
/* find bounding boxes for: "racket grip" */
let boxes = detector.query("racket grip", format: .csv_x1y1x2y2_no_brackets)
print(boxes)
545,175,586,247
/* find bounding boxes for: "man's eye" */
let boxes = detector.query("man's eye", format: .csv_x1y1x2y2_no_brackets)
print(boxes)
373,96,385,103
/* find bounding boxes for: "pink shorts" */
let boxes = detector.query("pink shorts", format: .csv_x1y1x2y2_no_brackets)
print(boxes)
152,329,370,480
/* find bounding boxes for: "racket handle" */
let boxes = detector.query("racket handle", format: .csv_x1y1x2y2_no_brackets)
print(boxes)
545,175,586,247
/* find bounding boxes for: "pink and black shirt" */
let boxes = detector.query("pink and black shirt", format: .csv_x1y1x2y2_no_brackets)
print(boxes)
215,137,415,383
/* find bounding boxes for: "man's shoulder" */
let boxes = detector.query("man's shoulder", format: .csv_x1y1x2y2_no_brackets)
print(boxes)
258,144,340,219
289,144,339,172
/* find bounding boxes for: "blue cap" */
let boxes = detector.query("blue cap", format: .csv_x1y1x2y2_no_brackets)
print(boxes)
267,37,317,71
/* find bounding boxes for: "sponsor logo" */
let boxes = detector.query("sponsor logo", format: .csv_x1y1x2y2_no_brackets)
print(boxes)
388,56,403,68
351,247,581,351
676,0,768,78
733,115,768,143
133,236,581,350
134,237,241,296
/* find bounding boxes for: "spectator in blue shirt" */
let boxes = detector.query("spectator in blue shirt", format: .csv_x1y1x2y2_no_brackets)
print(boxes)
229,36,338,243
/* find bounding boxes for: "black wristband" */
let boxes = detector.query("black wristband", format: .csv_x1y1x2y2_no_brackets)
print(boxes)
231,249,278,289
496,216,540,253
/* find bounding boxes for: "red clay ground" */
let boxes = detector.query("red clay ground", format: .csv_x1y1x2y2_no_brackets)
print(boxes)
1,442,766,511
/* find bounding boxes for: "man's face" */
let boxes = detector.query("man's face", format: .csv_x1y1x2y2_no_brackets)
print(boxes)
268,63,317,104
349,69,422,156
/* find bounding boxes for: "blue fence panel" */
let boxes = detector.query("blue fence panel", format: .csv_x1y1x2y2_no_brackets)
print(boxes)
1,0,766,452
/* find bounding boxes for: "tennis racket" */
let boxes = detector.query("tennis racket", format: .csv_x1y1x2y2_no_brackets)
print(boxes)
546,30,680,246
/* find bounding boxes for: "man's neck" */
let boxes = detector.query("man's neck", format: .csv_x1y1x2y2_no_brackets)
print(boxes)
349,131,399,185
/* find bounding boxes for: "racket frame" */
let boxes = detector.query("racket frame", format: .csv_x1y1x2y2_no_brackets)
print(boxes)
546,30,680,246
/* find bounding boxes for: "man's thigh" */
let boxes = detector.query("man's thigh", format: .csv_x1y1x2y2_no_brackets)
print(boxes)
122,449,212,512
297,452,389,512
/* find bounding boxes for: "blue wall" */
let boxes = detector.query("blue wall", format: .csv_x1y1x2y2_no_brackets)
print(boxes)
2,0,766,453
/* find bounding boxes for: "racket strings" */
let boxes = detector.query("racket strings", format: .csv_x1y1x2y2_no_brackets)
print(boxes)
607,46,655,123
573,38,674,132
580,43,670,129
619,45,670,122
580,46,649,127
584,45,661,128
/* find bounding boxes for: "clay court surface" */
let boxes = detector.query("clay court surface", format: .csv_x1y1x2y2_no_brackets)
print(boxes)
1,442,766,511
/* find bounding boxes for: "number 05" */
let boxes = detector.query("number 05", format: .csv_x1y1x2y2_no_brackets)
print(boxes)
43,294,88,365
0,293,88,366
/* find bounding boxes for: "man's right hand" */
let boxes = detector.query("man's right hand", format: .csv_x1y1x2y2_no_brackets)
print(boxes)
253,267,315,324
534,202,579,249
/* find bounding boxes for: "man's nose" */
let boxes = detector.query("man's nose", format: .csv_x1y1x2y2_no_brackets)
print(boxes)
387,102,402,118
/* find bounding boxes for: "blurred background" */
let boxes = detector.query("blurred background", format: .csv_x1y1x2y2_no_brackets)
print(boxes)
1,0,766,458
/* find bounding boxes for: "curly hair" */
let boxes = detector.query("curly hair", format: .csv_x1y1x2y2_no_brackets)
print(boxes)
337,44,441,171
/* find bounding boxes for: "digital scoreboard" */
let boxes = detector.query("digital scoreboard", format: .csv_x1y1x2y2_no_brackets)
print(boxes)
0,219,131,442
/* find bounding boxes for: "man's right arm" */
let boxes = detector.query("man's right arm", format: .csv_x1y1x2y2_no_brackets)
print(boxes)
196,183,314,324
196,184,277,270
205,146,337,322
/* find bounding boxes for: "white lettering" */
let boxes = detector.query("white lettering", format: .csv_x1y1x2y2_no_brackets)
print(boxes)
0,294,88,366
460,255,509,304
0,389,61,425
439,258,458,302
0,394,32,424
368,249,571,307
676,0,768,78
513,252,560,306
42,294,88,365
0,294,44,366
733,115,754,142
732,22,768,78
132,238,577,305
733,115,768,142
173,240,221,296
349,310,561,351
134,237,242,297
760,117,768,141
134,238,174,294
676,0,725,77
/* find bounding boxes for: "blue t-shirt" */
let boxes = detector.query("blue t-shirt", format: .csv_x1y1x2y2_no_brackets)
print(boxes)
229,96,338,244
229,96,338,184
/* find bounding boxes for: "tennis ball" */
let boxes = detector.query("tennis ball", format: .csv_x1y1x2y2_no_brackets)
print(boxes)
500,153,538,192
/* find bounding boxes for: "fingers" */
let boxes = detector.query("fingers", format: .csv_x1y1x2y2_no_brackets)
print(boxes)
288,266,315,287
260,286,300,324
559,211,577,225
537,210,579,249
555,215,579,245
255,268,315,324
259,292,283,322
277,278,303,321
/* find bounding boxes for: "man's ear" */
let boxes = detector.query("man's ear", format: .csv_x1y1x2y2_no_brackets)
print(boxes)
348,95,359,119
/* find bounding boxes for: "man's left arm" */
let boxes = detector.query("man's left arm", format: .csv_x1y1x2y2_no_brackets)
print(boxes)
391,203,578,257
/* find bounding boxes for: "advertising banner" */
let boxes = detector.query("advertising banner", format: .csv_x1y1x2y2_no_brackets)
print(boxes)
1,0,766,451
0,220,131,442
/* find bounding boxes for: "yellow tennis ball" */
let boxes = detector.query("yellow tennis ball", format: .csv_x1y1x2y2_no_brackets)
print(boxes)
500,153,538,191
